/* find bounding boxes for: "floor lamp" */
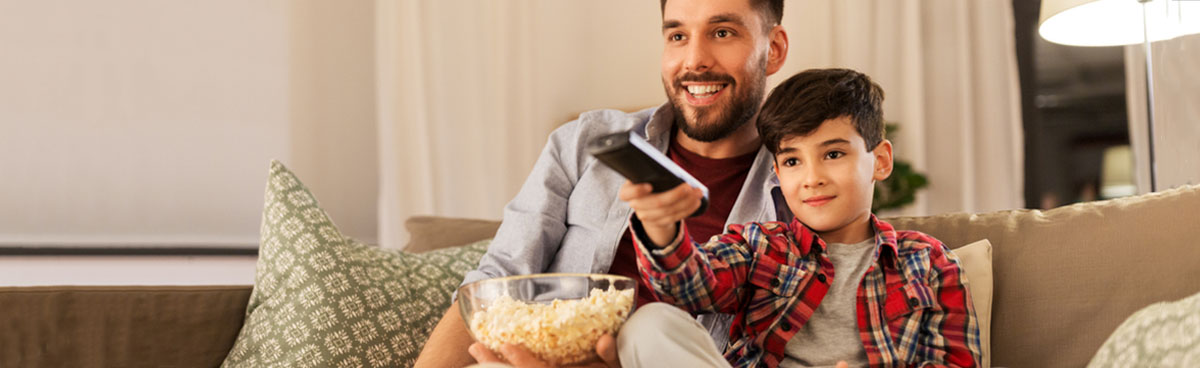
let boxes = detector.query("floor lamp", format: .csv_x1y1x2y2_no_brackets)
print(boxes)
1038,0,1200,192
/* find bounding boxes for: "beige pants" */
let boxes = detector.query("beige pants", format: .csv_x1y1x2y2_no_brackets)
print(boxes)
616,302,730,368
468,302,729,368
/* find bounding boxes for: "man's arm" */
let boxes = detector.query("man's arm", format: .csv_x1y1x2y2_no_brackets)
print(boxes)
415,119,594,366
413,301,476,368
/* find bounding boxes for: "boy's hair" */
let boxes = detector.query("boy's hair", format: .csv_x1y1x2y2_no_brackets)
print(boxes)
660,0,784,32
756,68,885,154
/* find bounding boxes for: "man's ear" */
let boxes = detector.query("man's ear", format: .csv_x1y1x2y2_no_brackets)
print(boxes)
872,139,894,181
765,25,788,76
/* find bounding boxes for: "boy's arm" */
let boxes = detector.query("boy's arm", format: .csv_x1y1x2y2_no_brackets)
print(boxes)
628,214,756,314
913,243,983,368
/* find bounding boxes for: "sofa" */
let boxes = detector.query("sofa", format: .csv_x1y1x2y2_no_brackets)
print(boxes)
4,183,1198,368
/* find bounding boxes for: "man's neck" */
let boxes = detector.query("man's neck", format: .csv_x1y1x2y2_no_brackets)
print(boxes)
674,121,762,159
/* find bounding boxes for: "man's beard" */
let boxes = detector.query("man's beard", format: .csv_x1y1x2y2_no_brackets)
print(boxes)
665,57,767,143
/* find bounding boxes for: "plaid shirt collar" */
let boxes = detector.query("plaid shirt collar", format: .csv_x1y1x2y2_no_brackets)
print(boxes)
788,214,900,263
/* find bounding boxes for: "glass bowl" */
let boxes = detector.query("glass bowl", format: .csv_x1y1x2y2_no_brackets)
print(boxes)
457,273,637,366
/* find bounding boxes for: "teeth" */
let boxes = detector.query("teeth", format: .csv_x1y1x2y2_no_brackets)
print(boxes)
686,84,724,96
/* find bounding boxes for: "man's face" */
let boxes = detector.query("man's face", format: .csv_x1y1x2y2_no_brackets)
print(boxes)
661,0,773,142
773,117,892,243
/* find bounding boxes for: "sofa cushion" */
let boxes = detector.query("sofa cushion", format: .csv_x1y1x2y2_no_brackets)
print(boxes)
407,185,1200,367
950,239,993,368
884,184,1200,368
0,285,251,367
405,215,501,253
222,161,489,368
1087,289,1200,367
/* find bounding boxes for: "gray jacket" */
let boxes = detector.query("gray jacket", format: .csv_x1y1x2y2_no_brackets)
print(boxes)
461,103,785,348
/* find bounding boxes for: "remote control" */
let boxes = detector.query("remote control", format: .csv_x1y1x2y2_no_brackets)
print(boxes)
588,130,709,217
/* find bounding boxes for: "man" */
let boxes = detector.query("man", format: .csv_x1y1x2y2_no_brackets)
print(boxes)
414,0,789,366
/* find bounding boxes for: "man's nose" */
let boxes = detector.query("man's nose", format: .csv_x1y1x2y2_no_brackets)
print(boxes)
683,38,713,73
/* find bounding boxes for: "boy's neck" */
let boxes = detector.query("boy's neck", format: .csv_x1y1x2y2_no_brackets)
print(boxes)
816,213,875,245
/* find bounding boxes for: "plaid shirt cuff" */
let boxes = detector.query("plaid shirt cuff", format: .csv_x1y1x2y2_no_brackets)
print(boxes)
629,215,693,274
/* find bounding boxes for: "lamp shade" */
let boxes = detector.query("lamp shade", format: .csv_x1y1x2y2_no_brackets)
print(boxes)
1039,0,1200,46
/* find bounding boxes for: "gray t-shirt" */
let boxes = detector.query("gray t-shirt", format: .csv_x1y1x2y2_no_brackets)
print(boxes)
780,236,877,368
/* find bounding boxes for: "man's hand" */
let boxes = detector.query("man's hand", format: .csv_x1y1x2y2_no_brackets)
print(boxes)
618,181,704,247
467,334,621,368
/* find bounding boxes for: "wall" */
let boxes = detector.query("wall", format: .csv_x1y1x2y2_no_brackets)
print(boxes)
0,0,289,249
0,0,376,285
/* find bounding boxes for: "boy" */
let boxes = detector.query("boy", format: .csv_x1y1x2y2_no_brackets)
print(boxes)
622,68,981,367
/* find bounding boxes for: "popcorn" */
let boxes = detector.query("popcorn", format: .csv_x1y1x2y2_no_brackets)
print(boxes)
469,286,635,365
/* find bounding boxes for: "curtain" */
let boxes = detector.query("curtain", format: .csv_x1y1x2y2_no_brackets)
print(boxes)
1124,34,1200,194
375,0,1025,248
375,0,663,248
777,0,1025,216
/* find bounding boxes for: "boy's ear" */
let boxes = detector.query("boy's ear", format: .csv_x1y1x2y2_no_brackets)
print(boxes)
872,139,894,181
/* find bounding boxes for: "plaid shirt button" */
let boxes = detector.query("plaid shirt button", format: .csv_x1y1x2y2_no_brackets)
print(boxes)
817,273,827,283
769,279,780,287
780,321,792,331
908,297,919,307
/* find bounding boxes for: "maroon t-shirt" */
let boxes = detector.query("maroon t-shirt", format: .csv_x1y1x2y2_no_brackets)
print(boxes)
608,135,759,307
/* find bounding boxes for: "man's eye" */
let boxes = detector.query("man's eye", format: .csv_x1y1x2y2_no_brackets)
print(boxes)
715,29,731,38
826,151,844,159
669,33,684,41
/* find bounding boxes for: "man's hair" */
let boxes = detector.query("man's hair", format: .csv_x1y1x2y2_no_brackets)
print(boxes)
756,68,885,154
660,0,784,31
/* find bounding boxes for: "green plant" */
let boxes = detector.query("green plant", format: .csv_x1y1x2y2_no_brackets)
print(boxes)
873,124,929,212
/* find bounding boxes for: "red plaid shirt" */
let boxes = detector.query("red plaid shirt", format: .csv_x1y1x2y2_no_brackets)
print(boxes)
631,215,981,368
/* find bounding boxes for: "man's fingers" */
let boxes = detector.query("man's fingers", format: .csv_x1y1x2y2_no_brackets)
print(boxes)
617,181,653,202
500,344,552,368
469,343,503,363
627,184,701,216
653,183,698,206
634,188,702,225
596,334,621,368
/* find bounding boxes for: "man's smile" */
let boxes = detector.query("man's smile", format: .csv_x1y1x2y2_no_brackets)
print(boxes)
681,82,728,106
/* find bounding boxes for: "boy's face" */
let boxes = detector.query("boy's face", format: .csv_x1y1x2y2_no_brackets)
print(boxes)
773,116,893,244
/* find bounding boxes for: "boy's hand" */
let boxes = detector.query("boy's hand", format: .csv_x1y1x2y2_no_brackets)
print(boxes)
619,181,704,247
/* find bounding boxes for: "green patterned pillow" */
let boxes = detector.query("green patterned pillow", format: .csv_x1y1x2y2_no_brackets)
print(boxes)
222,161,489,368
1088,290,1200,367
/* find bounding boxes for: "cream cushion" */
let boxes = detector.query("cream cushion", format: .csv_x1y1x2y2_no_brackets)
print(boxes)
951,239,993,368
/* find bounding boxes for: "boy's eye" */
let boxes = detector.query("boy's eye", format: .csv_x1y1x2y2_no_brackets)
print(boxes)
825,151,845,159
669,33,684,42
782,158,798,167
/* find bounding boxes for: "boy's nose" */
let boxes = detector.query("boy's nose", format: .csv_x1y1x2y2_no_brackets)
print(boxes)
802,165,828,188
